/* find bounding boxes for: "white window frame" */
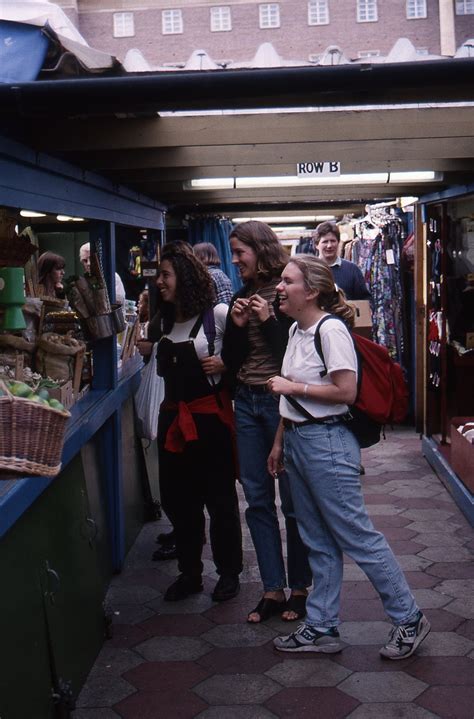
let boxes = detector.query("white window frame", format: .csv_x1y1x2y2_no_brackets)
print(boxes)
211,6,232,32
357,0,378,22
113,12,135,38
358,49,380,58
456,0,474,13
162,9,183,35
259,3,280,29
308,0,329,25
406,0,427,19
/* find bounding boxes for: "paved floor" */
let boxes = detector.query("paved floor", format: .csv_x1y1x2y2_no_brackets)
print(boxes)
73,427,474,719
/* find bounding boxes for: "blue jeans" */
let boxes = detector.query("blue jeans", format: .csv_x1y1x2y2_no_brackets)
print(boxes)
283,420,420,627
234,384,311,591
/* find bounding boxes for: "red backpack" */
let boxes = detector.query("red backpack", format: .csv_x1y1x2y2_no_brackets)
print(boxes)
313,316,409,446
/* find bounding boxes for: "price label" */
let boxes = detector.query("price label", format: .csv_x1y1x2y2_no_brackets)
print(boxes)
386,249,395,265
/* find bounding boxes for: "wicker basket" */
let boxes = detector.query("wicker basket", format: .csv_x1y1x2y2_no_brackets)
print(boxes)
0,381,71,477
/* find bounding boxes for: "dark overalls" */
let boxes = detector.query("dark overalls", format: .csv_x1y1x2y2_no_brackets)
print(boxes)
157,315,243,580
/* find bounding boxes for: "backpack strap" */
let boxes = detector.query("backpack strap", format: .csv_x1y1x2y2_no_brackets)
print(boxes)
189,307,216,356
314,314,362,396
202,306,216,356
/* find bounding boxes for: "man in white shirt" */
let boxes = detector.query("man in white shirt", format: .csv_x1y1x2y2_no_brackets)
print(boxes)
79,242,126,305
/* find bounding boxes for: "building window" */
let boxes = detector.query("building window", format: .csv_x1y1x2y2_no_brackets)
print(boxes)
211,6,232,31
406,0,427,18
162,9,183,34
456,0,474,13
308,0,329,25
113,12,134,37
358,49,380,58
357,0,378,22
259,3,280,28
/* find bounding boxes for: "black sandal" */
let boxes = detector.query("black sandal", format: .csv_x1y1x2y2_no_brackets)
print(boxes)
282,594,307,622
247,597,287,623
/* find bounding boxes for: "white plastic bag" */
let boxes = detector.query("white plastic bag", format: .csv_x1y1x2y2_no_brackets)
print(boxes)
134,343,164,440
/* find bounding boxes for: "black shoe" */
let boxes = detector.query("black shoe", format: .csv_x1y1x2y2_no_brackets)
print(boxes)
164,575,203,602
156,529,175,546
152,544,177,561
212,574,240,602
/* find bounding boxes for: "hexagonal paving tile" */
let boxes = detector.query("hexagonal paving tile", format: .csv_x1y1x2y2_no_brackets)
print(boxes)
416,685,474,719
106,585,161,604
111,604,155,625
400,509,455,521
147,592,215,614
434,579,474,598
201,623,275,647
194,674,280,705
196,705,278,718
443,597,474,620
114,688,207,718
265,686,359,718
83,646,143,682
339,621,390,645
75,674,136,709
412,533,466,547
406,521,461,534
395,555,433,572
406,655,474,685
123,660,209,691
265,658,351,687
135,635,212,661
345,703,440,718
417,547,473,563
412,589,453,609
416,631,474,656
73,709,122,719
338,671,427,702
197,646,278,675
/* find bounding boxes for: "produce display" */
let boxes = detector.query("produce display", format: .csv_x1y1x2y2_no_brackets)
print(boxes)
4,379,66,412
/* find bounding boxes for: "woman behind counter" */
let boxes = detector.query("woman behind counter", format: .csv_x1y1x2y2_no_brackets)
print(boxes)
267,255,430,659
37,251,66,299
222,221,311,624
148,243,242,603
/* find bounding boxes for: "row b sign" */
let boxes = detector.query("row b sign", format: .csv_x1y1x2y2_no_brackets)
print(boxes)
297,162,341,177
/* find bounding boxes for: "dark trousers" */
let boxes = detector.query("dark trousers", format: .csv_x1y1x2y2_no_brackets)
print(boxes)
158,411,243,579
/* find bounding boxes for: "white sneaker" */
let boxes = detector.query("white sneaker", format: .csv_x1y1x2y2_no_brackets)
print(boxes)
274,623,344,654
380,612,431,660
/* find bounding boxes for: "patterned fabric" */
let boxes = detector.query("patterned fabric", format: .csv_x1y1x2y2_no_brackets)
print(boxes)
208,265,233,305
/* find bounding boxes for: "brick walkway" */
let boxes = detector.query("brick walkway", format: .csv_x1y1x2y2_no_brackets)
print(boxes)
73,427,474,719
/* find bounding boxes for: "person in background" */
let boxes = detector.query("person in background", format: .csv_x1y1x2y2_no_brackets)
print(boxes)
37,251,66,299
79,242,126,305
222,220,311,624
151,242,242,602
193,242,233,305
312,221,370,300
267,255,430,659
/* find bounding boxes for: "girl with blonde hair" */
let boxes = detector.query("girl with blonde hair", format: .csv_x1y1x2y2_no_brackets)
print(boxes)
267,255,430,660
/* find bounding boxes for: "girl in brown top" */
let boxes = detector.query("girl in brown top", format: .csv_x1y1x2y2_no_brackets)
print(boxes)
222,221,311,623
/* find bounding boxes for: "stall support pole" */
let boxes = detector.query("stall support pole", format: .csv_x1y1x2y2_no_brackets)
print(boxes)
89,222,124,570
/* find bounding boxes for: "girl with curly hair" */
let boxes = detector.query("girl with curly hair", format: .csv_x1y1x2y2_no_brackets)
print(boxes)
222,222,311,624
153,242,242,602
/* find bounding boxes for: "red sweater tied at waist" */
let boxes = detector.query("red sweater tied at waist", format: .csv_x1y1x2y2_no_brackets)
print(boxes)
162,390,235,453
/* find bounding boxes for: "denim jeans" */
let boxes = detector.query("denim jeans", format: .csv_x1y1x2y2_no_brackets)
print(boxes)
234,384,311,591
283,420,420,627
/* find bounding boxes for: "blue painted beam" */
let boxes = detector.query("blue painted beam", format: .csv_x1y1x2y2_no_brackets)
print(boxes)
422,436,474,527
0,134,165,228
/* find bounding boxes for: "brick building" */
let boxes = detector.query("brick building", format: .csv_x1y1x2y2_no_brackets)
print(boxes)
55,0,474,68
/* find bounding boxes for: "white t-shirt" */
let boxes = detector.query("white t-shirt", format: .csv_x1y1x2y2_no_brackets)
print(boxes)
162,303,228,385
280,315,358,421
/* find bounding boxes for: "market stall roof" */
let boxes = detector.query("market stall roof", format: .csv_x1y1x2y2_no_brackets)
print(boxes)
0,0,121,80
1,49,474,221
